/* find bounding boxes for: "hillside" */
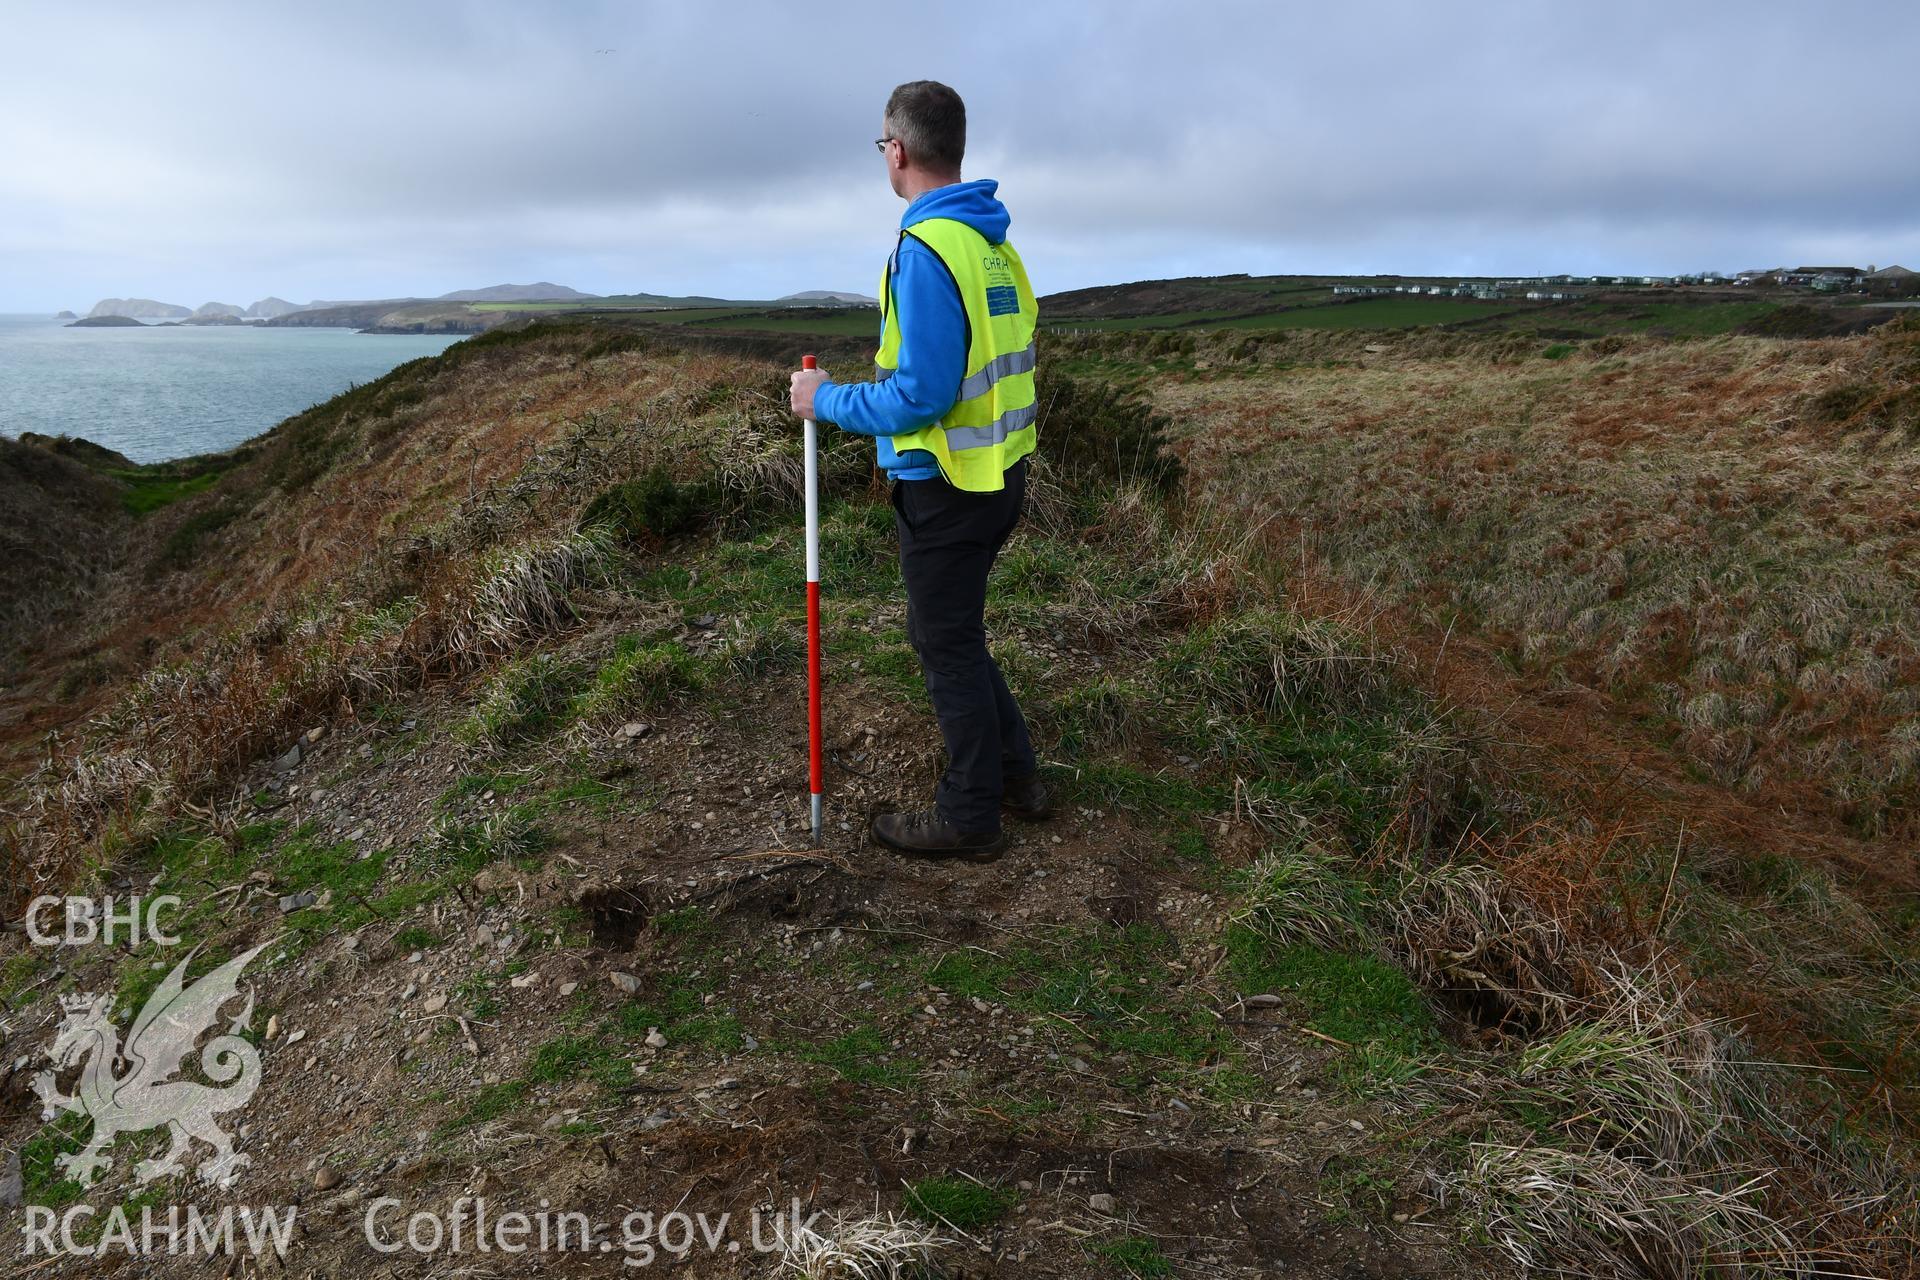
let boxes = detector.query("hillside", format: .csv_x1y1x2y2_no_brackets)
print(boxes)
1,318,1916,1277
1037,273,1897,339
436,283,600,303
0,436,127,657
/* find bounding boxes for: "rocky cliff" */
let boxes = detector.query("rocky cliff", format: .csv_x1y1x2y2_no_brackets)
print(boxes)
87,297,190,319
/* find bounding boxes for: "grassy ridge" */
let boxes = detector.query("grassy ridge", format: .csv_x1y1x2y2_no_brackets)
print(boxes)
4,321,1915,1274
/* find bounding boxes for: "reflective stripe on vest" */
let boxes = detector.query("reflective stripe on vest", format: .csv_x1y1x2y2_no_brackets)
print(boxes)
874,338,1035,398
955,340,1036,401
946,400,1037,451
874,216,1039,493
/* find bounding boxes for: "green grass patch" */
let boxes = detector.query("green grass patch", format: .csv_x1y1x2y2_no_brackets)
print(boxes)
18,1113,93,1208
0,950,49,1005
462,653,586,748
1090,1235,1174,1278
612,972,745,1054
904,1176,1014,1229
652,905,722,941
116,468,222,515
1065,761,1222,818
528,1034,630,1089
113,942,235,1023
925,925,1233,1085
455,969,507,1019
438,770,536,809
571,635,709,722
1225,926,1437,1086
790,1025,918,1088
1605,300,1779,336
436,1081,528,1136
275,824,389,925
417,806,548,878
538,770,637,816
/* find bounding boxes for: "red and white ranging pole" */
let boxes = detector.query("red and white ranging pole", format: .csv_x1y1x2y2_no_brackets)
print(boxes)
800,354,824,846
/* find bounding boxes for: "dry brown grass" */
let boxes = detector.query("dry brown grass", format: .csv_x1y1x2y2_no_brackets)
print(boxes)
6,329,849,904
0,437,129,657
1151,320,1920,846
1073,321,1920,1274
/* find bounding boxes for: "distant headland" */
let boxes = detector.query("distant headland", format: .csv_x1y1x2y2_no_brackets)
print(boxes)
59,282,879,335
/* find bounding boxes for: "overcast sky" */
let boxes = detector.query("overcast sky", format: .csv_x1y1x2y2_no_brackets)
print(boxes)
3,1,1916,312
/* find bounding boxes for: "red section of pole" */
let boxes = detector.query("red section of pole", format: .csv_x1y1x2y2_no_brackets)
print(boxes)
802,354,818,371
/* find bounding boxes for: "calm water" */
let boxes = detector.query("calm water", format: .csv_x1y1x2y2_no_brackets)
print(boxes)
0,314,464,464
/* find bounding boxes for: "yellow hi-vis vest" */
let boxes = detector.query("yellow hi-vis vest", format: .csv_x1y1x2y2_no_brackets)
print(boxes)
875,217,1039,492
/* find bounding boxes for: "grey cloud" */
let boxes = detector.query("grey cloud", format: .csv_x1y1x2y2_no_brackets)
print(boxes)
3,0,1916,310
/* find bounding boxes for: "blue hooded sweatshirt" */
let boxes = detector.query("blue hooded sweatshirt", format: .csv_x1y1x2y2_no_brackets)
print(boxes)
811,179,1013,481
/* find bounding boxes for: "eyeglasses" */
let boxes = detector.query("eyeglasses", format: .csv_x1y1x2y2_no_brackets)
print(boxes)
874,137,894,153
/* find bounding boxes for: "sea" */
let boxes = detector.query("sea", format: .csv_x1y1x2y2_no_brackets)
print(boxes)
0,313,466,464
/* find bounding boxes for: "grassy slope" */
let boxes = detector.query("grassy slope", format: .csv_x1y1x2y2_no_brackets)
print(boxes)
1132,323,1920,1231
0,437,128,656
3,319,1915,1275
0,330,1489,1276
1142,325,1920,842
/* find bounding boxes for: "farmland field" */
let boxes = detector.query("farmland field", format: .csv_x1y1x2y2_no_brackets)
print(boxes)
684,308,881,335
1211,295,1528,329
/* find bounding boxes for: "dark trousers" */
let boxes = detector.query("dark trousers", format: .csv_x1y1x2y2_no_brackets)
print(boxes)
891,456,1037,832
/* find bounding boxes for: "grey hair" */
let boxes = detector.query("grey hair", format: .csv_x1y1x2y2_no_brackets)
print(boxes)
884,80,965,172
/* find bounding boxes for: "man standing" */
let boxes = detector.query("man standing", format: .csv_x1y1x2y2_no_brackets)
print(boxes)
789,80,1051,862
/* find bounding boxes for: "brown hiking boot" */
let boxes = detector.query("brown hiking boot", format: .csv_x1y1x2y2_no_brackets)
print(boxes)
1003,772,1056,821
871,809,1007,862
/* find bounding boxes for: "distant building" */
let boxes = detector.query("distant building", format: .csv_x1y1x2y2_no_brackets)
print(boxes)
1780,266,1864,289
1865,265,1918,296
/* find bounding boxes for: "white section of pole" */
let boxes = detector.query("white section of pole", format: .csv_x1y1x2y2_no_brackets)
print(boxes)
803,417,820,586
801,353,823,849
